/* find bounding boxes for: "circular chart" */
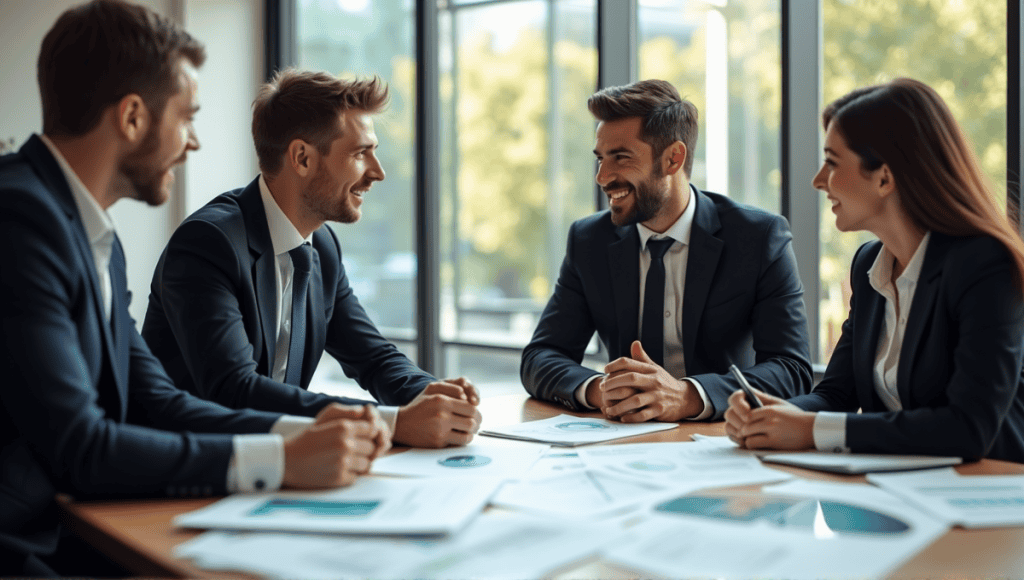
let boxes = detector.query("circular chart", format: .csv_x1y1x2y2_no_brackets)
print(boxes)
437,455,494,468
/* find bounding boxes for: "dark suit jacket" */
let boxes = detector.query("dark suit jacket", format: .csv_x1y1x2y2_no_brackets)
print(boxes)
790,234,1024,462
521,188,812,419
0,136,282,561
142,178,433,417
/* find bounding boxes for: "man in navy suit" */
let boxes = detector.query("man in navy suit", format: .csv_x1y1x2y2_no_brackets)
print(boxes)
142,69,482,449
521,80,812,422
0,3,388,576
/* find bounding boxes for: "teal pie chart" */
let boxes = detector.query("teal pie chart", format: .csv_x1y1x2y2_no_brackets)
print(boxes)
438,454,493,468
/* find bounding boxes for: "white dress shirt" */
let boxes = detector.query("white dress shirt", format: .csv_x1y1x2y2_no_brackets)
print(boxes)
813,233,931,452
575,185,713,419
42,136,308,493
258,177,399,432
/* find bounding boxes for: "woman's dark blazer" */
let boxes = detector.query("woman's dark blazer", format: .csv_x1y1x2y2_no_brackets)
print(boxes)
790,233,1024,463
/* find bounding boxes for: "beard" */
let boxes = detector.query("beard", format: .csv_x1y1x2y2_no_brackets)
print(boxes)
119,128,174,207
303,165,361,224
608,165,668,227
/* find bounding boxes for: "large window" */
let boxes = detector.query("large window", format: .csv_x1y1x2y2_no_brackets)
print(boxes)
284,0,1022,394
438,0,597,389
297,0,418,344
819,0,1007,359
638,0,781,212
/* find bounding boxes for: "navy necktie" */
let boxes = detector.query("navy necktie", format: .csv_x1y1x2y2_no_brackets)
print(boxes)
285,243,312,386
641,238,675,367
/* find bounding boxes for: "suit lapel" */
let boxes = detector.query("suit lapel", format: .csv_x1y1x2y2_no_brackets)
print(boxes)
608,224,640,357
22,136,123,408
239,180,280,370
682,189,723,364
897,234,944,407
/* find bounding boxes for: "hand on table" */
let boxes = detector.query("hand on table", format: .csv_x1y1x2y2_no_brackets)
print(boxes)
282,403,389,488
590,340,703,423
393,377,482,448
724,387,815,450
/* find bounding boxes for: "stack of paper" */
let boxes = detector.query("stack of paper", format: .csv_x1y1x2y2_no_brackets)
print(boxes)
603,480,948,579
175,512,619,580
868,467,1024,527
174,476,502,536
481,414,677,446
578,440,793,489
370,444,547,479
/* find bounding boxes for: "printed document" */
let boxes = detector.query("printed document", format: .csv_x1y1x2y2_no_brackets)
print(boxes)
491,469,669,518
869,467,1024,527
174,476,501,535
605,480,947,579
370,444,546,479
481,413,677,446
578,440,793,488
175,512,617,580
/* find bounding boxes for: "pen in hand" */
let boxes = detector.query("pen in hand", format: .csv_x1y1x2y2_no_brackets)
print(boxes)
728,364,763,409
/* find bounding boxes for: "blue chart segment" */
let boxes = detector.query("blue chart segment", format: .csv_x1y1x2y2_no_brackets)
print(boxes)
249,499,380,518
656,493,911,536
438,455,494,468
554,421,612,432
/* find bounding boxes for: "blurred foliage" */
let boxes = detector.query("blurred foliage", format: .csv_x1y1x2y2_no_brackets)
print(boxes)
819,0,1006,358
299,0,1008,358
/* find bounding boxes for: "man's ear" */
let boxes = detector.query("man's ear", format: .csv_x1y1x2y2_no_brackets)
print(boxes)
287,139,317,177
116,94,150,145
663,141,687,176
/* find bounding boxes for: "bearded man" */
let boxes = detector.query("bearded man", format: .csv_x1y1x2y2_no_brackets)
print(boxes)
143,69,481,449
520,79,812,422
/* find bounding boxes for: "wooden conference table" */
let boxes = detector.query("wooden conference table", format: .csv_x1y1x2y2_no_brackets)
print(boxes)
58,393,1024,579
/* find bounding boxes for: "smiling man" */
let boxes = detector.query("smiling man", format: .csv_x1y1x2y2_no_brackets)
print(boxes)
143,69,481,448
0,4,395,576
521,79,812,422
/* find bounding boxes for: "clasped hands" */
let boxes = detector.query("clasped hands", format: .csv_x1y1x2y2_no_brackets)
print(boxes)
586,340,703,422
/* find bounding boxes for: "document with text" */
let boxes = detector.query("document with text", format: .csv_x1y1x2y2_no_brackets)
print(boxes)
481,414,677,446
174,476,502,535
175,512,618,580
868,467,1024,527
605,480,947,579
370,443,547,479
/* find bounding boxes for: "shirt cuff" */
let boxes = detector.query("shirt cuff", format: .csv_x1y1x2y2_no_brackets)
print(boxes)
682,378,712,420
813,411,849,453
271,415,314,438
575,374,604,409
227,434,285,493
378,406,399,434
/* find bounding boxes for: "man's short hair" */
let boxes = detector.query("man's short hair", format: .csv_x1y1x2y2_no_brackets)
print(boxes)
252,69,389,176
587,79,698,176
38,0,206,137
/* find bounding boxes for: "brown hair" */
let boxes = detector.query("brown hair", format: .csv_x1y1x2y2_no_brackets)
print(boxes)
823,78,1024,288
38,0,205,137
252,69,389,176
587,79,698,176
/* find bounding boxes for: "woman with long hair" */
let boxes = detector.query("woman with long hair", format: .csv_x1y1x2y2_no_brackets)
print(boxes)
725,78,1024,462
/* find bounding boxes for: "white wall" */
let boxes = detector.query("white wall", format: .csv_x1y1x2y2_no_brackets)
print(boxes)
0,0,261,327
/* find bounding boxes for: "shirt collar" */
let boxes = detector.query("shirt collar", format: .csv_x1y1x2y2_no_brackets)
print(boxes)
637,183,698,250
39,134,116,248
258,174,312,256
868,231,931,292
